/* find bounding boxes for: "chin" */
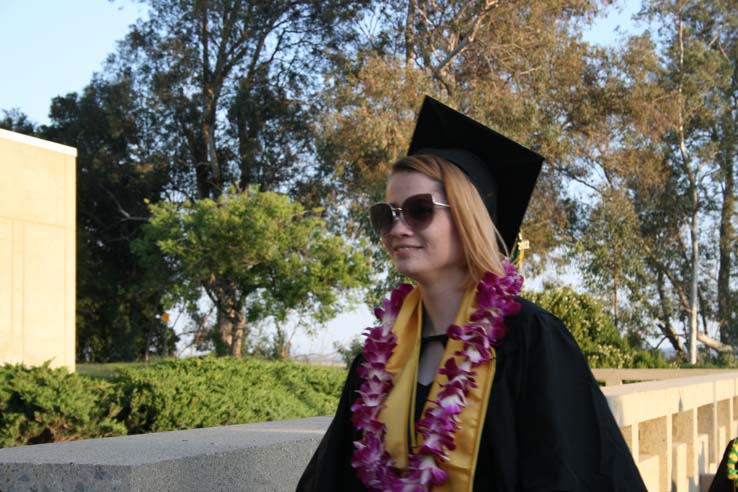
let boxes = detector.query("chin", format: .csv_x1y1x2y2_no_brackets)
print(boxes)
392,262,422,282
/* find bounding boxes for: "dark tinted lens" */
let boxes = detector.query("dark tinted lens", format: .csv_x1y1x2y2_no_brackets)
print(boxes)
403,194,435,230
369,203,393,234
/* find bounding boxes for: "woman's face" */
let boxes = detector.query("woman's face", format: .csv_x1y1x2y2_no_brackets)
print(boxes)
382,171,466,288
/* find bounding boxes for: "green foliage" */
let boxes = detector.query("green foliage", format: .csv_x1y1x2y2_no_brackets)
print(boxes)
41,77,176,363
0,108,37,135
0,357,345,447
113,356,345,434
0,363,126,448
110,0,367,200
134,187,370,356
526,286,670,368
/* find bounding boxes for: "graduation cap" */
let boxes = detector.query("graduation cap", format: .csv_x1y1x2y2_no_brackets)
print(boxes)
407,95,545,253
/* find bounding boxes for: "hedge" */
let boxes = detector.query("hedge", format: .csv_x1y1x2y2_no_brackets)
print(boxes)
0,356,345,448
0,362,126,448
114,356,345,434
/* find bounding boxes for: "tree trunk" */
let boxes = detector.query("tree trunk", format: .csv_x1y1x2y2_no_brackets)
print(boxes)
202,119,221,196
229,311,246,357
689,190,699,364
612,269,619,332
698,332,738,354
676,12,699,364
718,152,735,343
657,271,687,354
405,0,415,64
218,311,233,355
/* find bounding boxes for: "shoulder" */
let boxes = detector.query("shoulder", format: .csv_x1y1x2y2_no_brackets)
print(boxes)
502,296,579,353
506,296,566,333
510,296,554,321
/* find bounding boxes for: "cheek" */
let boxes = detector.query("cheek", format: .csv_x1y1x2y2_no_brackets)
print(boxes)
447,227,466,262
453,237,466,264
381,235,392,253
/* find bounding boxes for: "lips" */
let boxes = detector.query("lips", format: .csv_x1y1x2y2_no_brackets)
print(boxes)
393,245,422,253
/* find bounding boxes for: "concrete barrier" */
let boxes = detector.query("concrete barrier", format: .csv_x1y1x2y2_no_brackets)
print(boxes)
0,417,330,492
597,370,738,492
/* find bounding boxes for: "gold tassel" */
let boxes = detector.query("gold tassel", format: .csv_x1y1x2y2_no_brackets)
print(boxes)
515,233,530,270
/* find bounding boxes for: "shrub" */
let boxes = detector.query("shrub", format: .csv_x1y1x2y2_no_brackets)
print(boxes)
0,363,126,448
113,356,346,434
0,357,346,447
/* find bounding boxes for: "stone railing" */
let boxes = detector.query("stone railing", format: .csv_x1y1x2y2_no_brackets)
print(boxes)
592,368,734,387
2,369,738,491
593,369,738,492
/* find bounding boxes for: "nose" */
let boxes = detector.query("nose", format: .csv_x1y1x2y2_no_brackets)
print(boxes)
385,212,413,236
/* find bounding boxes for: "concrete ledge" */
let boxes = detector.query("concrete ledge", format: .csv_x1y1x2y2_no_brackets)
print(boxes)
0,417,332,492
592,368,735,387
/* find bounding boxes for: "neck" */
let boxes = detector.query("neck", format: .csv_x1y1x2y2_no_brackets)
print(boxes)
419,280,467,337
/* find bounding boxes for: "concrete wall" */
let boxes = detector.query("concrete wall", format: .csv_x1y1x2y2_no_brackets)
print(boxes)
599,370,738,492
0,129,76,371
0,417,328,492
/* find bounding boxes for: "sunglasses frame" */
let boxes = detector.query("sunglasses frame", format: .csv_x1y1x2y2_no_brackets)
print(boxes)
369,193,451,236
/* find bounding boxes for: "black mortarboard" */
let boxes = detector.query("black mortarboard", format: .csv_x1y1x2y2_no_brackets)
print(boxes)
407,96,544,253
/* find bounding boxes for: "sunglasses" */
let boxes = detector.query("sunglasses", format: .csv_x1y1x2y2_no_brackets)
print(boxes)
369,193,451,236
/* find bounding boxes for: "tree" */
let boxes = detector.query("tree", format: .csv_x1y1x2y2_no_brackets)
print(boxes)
8,0,372,360
41,77,176,362
564,0,738,360
134,187,370,357
110,0,368,200
0,109,38,135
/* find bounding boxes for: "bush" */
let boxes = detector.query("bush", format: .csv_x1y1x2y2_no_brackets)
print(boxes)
0,357,345,447
0,363,126,448
113,356,346,434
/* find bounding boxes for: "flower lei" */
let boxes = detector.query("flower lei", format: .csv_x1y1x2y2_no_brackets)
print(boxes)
351,259,523,492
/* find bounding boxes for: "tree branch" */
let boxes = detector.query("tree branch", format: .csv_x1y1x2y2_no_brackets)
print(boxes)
697,332,738,354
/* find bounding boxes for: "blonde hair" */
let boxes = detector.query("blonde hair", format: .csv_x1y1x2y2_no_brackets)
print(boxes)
391,154,504,287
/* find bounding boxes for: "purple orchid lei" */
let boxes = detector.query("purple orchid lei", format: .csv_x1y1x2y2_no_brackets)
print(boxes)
351,259,523,492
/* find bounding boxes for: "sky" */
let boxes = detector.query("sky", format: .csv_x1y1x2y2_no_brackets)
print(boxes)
0,0,146,124
0,0,644,357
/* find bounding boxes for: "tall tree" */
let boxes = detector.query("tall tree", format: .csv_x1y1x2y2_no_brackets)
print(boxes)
566,0,738,359
701,0,738,346
110,0,368,199
42,76,176,361
637,0,736,361
81,0,372,354
0,109,38,135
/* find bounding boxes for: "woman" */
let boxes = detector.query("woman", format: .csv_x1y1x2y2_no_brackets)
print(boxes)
297,96,646,491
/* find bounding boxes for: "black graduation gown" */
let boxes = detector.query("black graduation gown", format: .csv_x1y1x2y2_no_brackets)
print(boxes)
296,298,647,491
708,438,738,492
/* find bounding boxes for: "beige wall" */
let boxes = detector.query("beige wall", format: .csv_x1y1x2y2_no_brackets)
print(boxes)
0,129,76,371
598,370,738,492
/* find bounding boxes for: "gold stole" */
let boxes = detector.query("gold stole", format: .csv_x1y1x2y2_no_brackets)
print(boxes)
378,286,497,492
